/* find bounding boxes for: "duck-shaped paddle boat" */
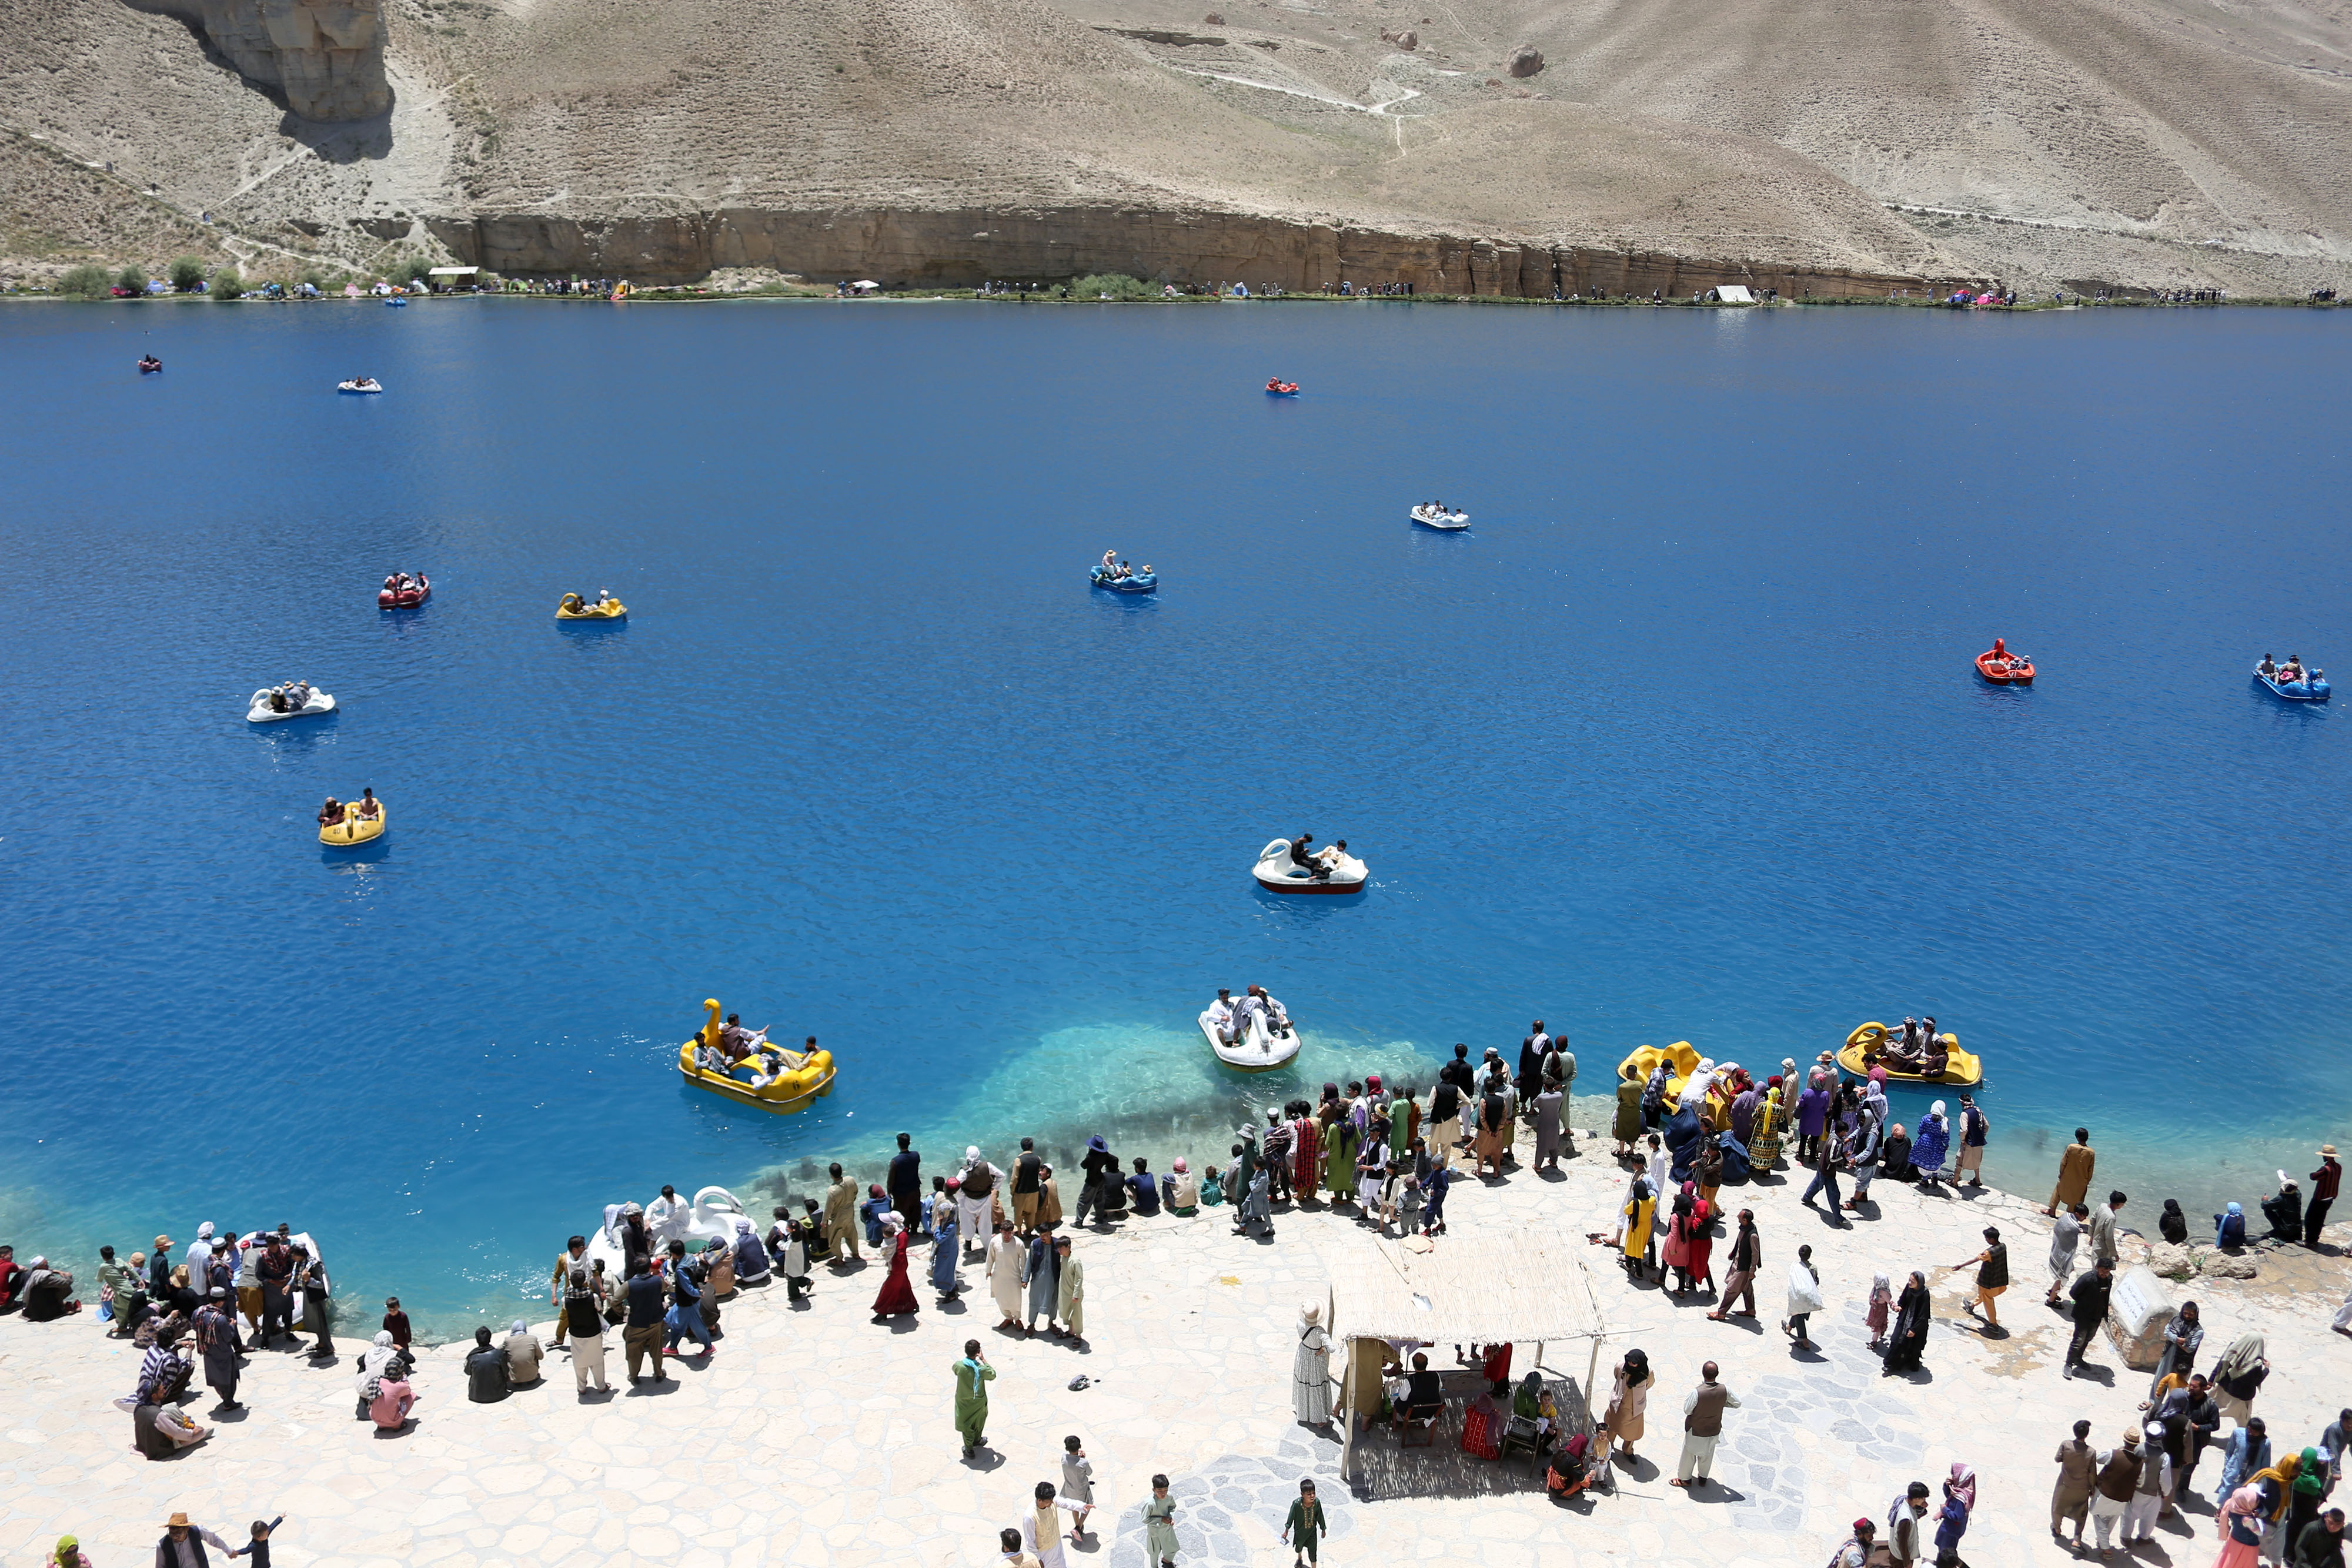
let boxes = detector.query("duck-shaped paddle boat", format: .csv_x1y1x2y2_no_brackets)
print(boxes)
1975,638,2034,684
557,591,627,620
318,791,386,846
677,998,837,1114
1838,1021,1983,1088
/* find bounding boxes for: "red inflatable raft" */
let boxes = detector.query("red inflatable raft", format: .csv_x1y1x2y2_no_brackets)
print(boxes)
378,574,431,609
1975,637,2033,684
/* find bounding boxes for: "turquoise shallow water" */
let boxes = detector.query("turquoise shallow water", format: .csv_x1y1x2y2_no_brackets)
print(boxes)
1,299,2347,1332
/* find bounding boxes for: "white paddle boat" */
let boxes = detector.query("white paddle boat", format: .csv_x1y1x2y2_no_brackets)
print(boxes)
1252,837,1368,895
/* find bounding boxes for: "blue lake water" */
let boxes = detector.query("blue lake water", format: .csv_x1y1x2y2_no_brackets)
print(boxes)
2,298,2347,1331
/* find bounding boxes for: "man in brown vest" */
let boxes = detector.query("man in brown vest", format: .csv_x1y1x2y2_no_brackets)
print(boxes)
2089,1426,2143,1553
1671,1360,1740,1489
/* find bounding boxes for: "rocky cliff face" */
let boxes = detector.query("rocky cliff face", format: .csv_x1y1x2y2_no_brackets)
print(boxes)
427,205,1966,297
132,0,389,121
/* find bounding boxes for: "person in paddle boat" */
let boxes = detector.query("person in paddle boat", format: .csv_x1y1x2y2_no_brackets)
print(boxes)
1207,987,1242,1045
352,788,381,821
318,797,347,828
1288,833,1329,881
1100,549,1118,577
2280,654,2307,684
1138,564,1153,580
717,1012,767,1064
593,588,616,610
1313,838,1351,873
1247,984,1291,1033
138,355,161,371
2259,654,2278,678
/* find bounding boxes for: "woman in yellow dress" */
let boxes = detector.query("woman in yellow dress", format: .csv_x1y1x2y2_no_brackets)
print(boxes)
1621,1174,1658,1282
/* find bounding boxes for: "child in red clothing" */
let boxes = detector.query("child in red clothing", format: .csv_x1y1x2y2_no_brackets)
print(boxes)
382,1298,412,1354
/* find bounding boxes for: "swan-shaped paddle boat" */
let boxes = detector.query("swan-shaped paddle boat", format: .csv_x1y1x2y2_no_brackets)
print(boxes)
318,794,386,847
1838,1021,1983,1088
1091,566,1157,594
2256,662,2330,701
1251,837,1367,895
248,684,336,723
338,378,384,394
1976,638,2034,684
1410,504,1469,531
584,1186,751,1279
1198,1004,1302,1074
677,998,837,1114
379,575,429,609
557,591,627,620
1617,1041,1700,1105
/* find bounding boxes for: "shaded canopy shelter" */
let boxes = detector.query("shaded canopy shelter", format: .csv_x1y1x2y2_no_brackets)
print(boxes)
1322,1234,1609,1479
1705,284,1755,303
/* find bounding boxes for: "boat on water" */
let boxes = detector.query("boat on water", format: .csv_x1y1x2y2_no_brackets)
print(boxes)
248,684,336,723
338,378,384,394
138,356,162,375
677,998,837,1114
1251,836,1367,894
1265,379,1299,396
1976,638,2033,684
2255,660,2330,702
384,296,407,307
1838,1021,1983,1088
557,591,627,620
319,794,385,847
1091,566,1157,594
1410,504,1469,531
379,574,429,609
1198,1004,1302,1073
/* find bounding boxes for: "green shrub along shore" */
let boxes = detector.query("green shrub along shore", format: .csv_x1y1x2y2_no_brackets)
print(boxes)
12,263,2343,308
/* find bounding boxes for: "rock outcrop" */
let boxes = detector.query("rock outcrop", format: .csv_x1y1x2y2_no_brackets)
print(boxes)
129,0,389,121
1507,45,1544,78
427,204,1973,296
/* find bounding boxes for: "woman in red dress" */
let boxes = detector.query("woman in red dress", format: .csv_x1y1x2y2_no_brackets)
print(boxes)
1291,1108,1322,1204
870,1216,919,1319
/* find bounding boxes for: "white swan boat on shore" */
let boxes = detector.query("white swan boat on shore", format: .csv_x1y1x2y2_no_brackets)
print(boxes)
1198,1007,1302,1074
1251,837,1368,895
1410,504,1469,530
248,685,336,722
586,1186,752,1277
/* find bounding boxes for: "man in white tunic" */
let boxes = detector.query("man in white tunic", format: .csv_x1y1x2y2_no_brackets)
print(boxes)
1293,1302,1333,1426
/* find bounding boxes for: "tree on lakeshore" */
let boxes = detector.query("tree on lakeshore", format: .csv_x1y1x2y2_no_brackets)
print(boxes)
115,265,148,296
169,256,208,292
209,266,243,300
55,265,110,299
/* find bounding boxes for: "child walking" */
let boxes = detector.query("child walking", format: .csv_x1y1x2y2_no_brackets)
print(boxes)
1060,1434,1095,1541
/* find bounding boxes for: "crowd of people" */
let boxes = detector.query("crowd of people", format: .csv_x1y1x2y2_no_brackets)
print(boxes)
10,1018,2351,1568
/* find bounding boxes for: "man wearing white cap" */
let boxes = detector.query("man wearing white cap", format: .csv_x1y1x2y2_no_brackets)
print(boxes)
958,1148,1000,1258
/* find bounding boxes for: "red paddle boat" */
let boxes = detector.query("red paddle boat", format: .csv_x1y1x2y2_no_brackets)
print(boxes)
1975,638,2033,685
379,573,430,609
1264,379,1299,396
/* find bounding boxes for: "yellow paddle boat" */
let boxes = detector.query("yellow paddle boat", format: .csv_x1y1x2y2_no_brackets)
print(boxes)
1838,1021,1983,1088
557,592,626,620
318,794,386,846
1616,1041,1699,1104
678,998,837,1114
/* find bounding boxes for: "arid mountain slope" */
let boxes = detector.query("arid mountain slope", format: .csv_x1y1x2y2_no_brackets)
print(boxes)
1,0,2346,290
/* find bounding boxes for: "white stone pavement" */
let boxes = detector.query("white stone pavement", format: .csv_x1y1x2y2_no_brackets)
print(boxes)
4,1125,2347,1568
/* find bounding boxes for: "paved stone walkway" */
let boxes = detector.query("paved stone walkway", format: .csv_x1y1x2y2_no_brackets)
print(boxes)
3,1124,2346,1567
